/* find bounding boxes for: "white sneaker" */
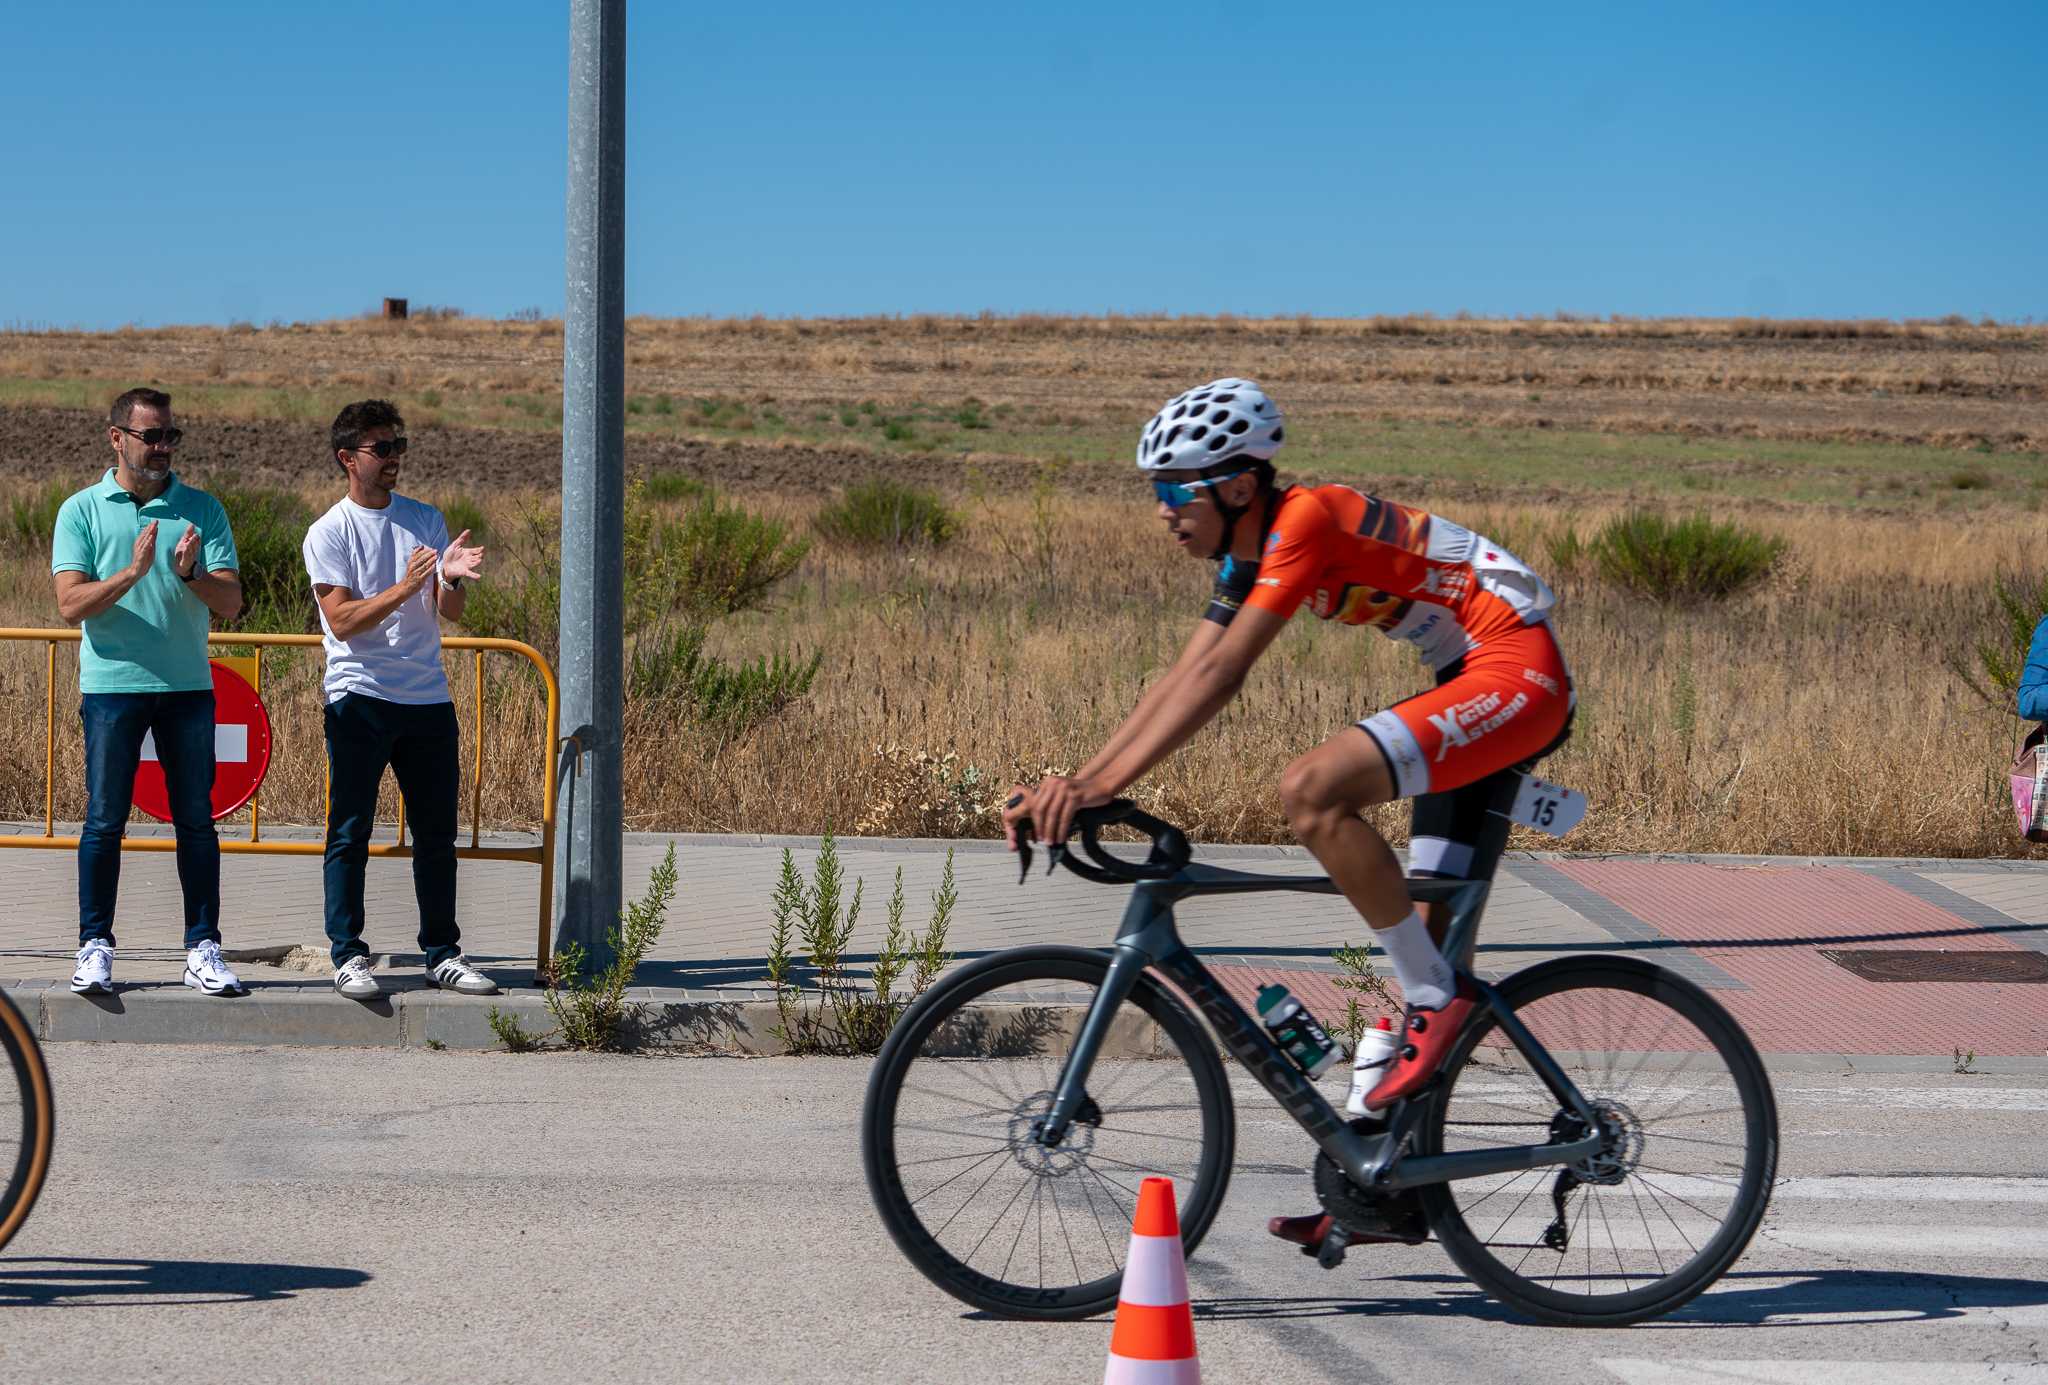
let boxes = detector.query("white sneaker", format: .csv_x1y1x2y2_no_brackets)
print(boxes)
183,940,249,997
425,956,499,996
334,956,383,1001
71,941,114,995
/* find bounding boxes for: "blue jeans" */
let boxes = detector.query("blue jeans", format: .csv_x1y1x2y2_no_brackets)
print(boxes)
78,690,221,949
322,694,462,968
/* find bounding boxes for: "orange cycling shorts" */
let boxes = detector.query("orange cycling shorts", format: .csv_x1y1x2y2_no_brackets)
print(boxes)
1356,622,1574,799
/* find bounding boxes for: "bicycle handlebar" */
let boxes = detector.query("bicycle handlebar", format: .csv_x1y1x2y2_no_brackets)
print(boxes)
1011,798,1194,886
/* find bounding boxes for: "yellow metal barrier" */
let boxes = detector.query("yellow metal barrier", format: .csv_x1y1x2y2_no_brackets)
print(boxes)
0,629,562,969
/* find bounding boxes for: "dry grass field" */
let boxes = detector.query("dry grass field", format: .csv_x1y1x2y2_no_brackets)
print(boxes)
2,313,2044,859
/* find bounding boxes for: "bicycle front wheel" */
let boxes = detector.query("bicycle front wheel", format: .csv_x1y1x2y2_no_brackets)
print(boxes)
1417,956,1777,1327
861,946,1234,1320
0,991,55,1254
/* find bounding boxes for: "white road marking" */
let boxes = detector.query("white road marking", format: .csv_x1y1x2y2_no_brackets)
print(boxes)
1601,1362,2046,1384
1764,1225,2048,1259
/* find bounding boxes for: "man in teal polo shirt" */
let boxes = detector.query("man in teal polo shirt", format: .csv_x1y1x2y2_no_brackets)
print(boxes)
50,387,250,998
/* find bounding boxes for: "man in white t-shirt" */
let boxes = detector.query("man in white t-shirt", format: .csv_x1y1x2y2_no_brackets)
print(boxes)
303,399,498,1000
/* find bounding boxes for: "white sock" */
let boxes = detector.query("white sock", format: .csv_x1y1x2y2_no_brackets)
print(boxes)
1377,911,1454,1010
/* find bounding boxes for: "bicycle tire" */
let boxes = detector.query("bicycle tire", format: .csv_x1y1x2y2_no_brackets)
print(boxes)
0,991,54,1255
862,946,1234,1320
1416,956,1777,1327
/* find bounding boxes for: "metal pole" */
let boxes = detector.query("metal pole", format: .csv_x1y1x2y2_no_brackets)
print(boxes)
555,0,626,974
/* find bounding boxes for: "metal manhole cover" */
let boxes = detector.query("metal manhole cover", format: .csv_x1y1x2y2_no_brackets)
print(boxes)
1819,949,2048,983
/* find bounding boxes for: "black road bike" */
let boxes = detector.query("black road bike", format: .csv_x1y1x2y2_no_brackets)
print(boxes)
861,792,1778,1327
0,989,54,1255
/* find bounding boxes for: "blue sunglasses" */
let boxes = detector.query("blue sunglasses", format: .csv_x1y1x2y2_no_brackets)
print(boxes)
1151,467,1249,509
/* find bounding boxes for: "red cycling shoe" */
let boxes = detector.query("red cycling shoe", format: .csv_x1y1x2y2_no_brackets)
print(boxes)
1363,975,1480,1110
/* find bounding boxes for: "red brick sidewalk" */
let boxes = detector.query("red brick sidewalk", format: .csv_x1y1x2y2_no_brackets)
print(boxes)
1211,861,2048,1059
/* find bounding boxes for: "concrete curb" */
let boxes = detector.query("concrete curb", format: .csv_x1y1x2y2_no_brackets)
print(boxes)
7,978,2047,1072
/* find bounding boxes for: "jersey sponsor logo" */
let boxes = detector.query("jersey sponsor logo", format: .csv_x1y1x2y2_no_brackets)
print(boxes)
1255,576,1283,588
1417,565,1472,602
1522,667,1560,695
1426,689,1529,762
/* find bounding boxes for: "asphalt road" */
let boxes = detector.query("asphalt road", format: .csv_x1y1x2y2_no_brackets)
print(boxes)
4,1046,2046,1384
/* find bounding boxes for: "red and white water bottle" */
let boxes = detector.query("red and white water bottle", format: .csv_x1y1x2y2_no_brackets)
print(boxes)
1345,1015,1400,1116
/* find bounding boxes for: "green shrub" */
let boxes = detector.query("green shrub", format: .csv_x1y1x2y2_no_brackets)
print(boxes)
210,481,317,632
767,836,956,1056
814,480,958,548
8,481,71,550
643,471,707,504
1950,570,2048,710
466,489,809,667
634,490,810,620
629,624,821,730
1584,511,1785,603
545,842,678,1050
489,843,679,1052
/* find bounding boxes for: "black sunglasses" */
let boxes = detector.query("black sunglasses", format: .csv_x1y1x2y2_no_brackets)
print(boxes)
115,425,183,448
352,438,410,460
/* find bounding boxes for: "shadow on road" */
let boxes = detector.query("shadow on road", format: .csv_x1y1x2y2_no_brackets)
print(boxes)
0,1256,371,1307
1193,1267,2048,1328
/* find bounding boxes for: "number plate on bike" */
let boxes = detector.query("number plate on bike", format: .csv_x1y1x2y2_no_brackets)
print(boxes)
1507,776,1586,836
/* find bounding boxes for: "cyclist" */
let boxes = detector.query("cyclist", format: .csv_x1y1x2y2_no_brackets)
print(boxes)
1002,378,1574,1242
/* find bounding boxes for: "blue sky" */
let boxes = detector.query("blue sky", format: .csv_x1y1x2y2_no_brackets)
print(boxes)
7,1,2043,328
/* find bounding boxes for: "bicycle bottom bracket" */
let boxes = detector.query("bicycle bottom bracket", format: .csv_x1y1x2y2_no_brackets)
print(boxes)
1013,1092,1099,1174
1313,1117,1428,1245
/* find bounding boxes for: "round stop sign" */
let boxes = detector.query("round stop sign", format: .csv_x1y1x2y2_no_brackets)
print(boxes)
133,660,274,823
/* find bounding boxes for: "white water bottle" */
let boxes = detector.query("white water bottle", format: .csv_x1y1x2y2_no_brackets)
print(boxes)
1345,1016,1401,1117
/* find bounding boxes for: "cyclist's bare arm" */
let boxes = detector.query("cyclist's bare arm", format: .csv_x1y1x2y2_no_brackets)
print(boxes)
1006,605,1290,847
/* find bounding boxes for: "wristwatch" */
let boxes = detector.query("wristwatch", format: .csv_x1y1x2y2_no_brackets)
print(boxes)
178,566,198,583
439,574,462,592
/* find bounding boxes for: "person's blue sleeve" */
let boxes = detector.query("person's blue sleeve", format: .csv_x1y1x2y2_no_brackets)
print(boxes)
201,494,239,572
2018,615,2048,721
49,493,93,575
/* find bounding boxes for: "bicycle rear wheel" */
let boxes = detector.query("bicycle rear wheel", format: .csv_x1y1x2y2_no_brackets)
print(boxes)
862,946,1234,1320
0,991,55,1254
1417,957,1777,1327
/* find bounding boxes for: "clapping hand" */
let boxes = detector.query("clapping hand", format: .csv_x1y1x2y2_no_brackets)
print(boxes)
172,525,202,579
441,530,484,583
402,545,440,594
129,520,159,578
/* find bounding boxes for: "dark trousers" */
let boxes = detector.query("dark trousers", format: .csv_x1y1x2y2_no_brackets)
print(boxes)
322,694,463,968
78,690,221,949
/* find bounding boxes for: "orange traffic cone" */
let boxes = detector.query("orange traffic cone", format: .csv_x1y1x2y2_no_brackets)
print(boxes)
1103,1176,1201,1384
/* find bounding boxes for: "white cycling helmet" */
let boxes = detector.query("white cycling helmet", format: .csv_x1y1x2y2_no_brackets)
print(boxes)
1135,378,1285,473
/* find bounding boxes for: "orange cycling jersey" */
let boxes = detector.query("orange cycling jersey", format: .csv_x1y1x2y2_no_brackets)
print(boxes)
1205,484,1556,671
1207,484,1571,799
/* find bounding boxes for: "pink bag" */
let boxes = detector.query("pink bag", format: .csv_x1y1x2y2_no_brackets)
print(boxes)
2012,725,2048,844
